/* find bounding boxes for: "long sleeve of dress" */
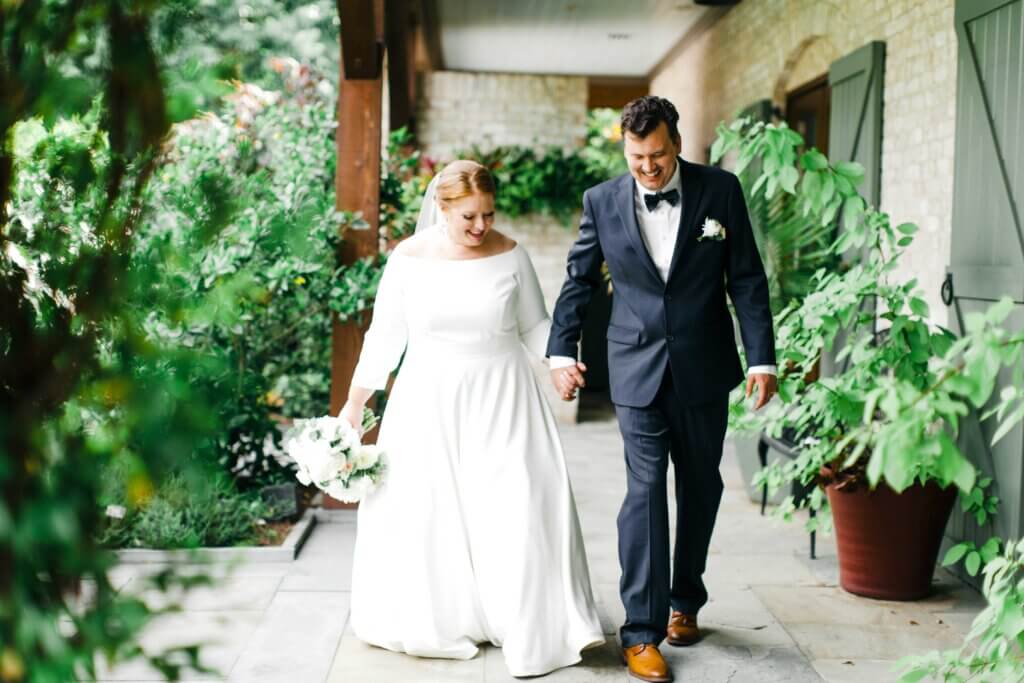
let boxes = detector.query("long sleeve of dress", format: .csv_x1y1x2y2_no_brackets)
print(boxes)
350,254,408,391
514,246,552,360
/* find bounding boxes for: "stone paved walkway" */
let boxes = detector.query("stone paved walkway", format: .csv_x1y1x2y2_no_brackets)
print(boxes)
98,412,984,682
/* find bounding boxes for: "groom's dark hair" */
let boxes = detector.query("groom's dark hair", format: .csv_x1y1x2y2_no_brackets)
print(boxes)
621,96,681,144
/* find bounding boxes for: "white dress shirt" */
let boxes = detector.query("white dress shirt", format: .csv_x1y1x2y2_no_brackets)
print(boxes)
550,160,776,377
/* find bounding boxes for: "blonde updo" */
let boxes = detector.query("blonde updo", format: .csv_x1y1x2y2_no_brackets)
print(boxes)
435,159,496,204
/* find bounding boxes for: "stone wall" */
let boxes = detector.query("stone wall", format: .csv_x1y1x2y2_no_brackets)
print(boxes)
650,0,957,326
415,71,588,160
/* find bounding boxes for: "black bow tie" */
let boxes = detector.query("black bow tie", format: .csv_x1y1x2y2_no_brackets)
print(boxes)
643,188,680,211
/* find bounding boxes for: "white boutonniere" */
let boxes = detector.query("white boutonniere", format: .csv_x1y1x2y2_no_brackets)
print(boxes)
698,217,727,242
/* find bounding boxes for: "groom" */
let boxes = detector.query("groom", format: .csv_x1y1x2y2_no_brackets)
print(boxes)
547,96,777,682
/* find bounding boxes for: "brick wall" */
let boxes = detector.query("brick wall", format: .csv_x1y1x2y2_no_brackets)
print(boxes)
651,0,957,326
415,71,588,160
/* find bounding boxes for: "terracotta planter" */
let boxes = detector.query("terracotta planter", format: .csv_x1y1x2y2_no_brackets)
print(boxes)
826,478,957,601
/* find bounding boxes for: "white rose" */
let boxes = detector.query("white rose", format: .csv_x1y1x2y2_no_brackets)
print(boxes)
304,442,345,484
352,444,381,470
326,475,376,503
325,478,356,503
105,504,127,520
336,420,362,452
317,415,358,452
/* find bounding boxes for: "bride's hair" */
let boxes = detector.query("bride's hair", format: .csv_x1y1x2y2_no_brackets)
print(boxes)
436,160,496,204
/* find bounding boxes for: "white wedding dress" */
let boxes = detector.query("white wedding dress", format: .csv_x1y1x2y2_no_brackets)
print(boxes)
348,226,604,677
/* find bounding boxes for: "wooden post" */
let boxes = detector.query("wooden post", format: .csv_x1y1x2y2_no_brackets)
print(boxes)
329,0,386,508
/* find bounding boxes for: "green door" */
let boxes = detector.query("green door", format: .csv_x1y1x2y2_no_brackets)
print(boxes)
823,41,885,376
945,0,1024,574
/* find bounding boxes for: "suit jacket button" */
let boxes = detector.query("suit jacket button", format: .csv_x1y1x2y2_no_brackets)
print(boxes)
666,335,675,341
665,294,673,301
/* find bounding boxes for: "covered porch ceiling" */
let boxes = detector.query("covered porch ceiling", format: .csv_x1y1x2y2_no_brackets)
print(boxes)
426,0,734,79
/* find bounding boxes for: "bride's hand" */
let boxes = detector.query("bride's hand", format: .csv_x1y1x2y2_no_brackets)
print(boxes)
339,401,365,435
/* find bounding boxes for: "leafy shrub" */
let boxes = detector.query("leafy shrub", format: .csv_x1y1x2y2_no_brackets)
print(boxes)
1,5,237,680
98,462,273,550
453,108,629,224
154,0,340,114
580,107,629,180
136,65,383,485
898,538,1024,682
380,127,431,241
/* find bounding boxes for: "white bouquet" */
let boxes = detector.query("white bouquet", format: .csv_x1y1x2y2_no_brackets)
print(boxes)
282,412,387,503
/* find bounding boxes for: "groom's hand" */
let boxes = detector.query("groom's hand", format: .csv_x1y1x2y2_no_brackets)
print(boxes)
550,362,587,401
746,373,778,411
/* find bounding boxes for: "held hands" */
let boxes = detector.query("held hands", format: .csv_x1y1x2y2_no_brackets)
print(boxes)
745,372,778,411
550,362,588,402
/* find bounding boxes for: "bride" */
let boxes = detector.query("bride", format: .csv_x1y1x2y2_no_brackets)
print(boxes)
339,159,605,677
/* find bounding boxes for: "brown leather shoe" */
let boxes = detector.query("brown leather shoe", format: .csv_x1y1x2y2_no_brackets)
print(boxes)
622,643,672,682
666,611,700,646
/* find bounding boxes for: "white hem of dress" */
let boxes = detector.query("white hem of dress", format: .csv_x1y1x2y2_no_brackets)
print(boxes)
354,631,607,678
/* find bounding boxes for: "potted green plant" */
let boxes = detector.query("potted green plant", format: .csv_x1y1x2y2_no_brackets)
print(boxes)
715,119,840,504
718,119,1024,600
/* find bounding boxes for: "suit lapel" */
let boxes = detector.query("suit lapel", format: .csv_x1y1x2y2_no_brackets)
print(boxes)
614,174,662,284
666,158,705,285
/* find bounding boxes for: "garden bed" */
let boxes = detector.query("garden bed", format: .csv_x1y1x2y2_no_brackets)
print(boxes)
114,508,316,564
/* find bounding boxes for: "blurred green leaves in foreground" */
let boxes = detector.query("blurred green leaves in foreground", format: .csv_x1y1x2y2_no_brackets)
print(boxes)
0,1,348,680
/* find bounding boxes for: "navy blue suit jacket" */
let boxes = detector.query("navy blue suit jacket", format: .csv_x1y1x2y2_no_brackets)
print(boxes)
546,159,776,408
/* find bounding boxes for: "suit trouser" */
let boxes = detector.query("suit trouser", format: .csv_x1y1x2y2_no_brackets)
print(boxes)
615,368,729,648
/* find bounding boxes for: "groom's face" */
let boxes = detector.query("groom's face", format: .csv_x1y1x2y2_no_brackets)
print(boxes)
624,122,680,192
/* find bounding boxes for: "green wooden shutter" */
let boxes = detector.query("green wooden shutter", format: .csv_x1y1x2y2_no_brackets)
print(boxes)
822,41,885,376
828,41,885,208
945,0,1024,575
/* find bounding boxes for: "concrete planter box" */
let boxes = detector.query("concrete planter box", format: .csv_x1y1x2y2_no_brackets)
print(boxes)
115,508,317,564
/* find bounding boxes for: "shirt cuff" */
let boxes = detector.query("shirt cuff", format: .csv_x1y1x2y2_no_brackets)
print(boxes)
548,355,578,369
747,364,777,376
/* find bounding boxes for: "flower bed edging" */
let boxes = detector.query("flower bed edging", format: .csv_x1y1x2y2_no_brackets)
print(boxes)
114,508,317,564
